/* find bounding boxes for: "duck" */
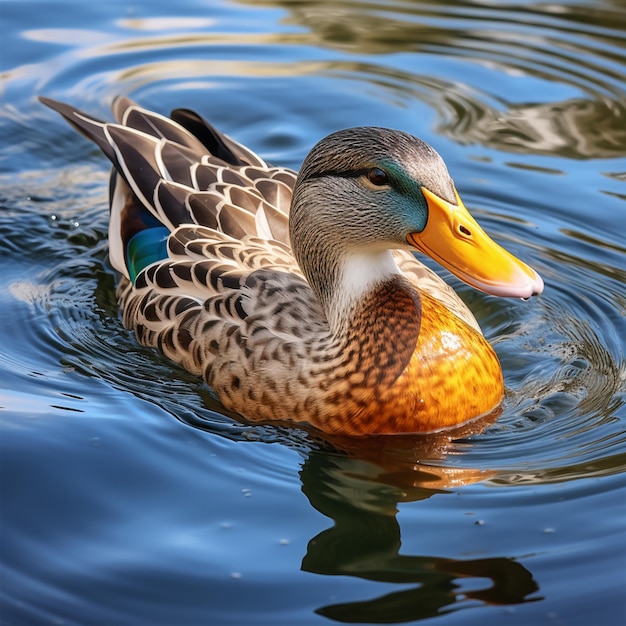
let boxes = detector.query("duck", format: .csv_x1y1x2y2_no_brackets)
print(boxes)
40,96,543,435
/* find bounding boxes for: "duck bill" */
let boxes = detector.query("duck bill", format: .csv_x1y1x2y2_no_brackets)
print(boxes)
407,188,544,298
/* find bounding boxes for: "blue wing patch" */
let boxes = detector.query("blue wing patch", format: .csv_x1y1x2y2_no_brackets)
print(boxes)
126,226,170,283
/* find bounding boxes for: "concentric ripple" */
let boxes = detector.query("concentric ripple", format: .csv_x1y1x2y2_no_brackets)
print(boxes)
236,0,626,158
1,2,625,623
2,0,625,478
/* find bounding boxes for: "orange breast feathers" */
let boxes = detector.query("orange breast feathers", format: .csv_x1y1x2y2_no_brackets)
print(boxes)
326,282,504,435
380,290,504,433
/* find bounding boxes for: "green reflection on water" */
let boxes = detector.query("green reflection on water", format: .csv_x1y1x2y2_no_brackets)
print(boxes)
300,450,541,622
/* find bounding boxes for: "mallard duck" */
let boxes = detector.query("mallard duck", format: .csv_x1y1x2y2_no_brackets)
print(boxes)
40,96,543,435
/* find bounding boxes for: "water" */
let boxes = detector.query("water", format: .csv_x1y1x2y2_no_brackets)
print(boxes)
1,0,625,624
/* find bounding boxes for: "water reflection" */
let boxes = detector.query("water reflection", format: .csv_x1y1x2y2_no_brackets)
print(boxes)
2,0,625,624
26,0,626,162
235,0,626,159
299,450,541,623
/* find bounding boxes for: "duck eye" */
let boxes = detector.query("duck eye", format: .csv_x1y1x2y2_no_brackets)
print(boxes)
367,167,389,186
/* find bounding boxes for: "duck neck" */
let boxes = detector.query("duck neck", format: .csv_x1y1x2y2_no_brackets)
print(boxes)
329,268,424,391
289,185,419,337
294,232,424,387
325,248,404,333
298,236,420,337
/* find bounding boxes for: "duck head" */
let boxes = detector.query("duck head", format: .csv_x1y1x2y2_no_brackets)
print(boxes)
290,127,543,308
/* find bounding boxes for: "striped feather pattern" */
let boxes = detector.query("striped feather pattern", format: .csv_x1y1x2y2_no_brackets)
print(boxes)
40,96,497,434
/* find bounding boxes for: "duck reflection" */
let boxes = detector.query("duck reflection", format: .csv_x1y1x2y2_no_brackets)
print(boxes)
299,429,540,623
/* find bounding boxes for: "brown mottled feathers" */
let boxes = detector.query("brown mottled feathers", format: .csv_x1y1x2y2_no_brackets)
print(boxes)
40,95,497,434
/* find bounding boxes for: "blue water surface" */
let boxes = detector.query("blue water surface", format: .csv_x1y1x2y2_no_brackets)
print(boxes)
1,1,625,625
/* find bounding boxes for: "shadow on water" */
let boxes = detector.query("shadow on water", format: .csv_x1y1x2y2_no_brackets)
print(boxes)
168,398,545,621
1,0,625,623
164,406,545,622
299,448,540,623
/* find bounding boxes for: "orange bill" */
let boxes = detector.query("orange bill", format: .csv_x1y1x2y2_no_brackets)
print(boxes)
408,187,544,298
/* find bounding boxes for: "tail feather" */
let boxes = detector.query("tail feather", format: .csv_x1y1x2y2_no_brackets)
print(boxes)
171,108,267,167
40,96,294,284
112,97,211,156
39,96,117,164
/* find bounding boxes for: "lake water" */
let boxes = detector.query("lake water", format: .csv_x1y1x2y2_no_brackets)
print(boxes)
1,1,625,624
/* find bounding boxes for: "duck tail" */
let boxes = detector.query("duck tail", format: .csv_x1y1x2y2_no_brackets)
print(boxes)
39,96,205,281
40,96,273,282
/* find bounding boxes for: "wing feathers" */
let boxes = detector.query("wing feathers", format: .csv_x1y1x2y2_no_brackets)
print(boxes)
113,97,210,155
170,108,267,167
42,97,322,362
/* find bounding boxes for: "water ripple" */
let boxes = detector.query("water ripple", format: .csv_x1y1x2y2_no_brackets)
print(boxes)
2,0,624,488
3,3,626,625
2,158,624,492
